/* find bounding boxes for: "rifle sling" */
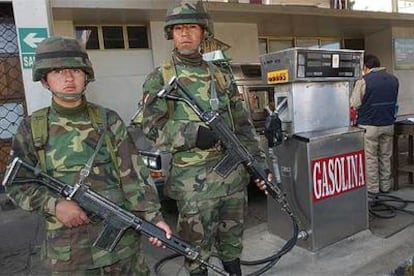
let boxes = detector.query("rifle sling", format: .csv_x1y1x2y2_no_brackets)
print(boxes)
79,130,107,183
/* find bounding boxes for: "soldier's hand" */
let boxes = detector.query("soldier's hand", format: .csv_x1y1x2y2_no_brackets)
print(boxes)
254,178,267,192
55,200,89,228
149,220,172,248
254,172,273,194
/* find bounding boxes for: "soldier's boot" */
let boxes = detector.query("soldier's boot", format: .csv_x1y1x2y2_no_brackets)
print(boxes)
189,268,208,276
222,258,242,276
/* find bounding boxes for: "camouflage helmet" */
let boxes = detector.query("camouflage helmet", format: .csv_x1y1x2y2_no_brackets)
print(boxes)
32,36,94,82
164,0,213,40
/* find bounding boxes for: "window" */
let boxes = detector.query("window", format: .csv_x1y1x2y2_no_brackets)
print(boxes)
74,25,149,50
295,38,319,48
258,38,293,54
320,39,341,49
399,0,414,13
75,26,99,49
127,26,149,48
268,39,293,52
102,26,124,49
344,38,364,50
259,36,361,53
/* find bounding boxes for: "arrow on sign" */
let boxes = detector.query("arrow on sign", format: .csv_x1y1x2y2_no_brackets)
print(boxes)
23,33,44,48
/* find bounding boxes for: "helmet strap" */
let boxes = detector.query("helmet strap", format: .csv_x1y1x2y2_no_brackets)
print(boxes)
50,90,85,102
176,48,199,55
199,43,204,55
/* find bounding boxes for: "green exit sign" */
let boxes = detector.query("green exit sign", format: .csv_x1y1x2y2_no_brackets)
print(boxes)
18,28,48,69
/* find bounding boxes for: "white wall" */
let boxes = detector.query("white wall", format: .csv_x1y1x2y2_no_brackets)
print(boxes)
149,21,173,68
393,70,414,115
365,29,393,70
53,20,75,38
86,50,154,123
214,22,260,63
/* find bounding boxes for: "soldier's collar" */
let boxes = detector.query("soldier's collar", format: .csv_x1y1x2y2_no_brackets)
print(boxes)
173,48,203,66
51,97,87,116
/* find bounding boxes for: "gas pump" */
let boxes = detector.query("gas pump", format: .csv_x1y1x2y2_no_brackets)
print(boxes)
260,48,367,251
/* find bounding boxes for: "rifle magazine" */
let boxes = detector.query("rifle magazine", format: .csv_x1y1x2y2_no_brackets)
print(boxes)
213,153,241,178
93,222,127,252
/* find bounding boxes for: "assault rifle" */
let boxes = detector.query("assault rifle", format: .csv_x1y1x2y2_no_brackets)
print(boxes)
2,157,228,276
157,77,299,223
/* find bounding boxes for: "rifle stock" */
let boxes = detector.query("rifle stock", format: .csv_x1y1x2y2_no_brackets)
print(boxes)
2,157,228,276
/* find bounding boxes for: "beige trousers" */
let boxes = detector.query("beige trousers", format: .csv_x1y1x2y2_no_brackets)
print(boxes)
359,124,394,193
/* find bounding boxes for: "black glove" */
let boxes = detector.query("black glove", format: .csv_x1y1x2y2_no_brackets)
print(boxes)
196,126,219,150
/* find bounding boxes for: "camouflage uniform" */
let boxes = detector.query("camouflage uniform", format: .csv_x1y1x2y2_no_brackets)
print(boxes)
141,3,261,274
6,37,163,275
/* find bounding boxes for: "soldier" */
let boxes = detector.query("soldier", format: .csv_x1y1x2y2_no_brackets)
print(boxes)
6,36,171,275
141,1,267,275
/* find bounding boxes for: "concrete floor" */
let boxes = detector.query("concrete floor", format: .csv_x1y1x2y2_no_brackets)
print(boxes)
146,185,414,276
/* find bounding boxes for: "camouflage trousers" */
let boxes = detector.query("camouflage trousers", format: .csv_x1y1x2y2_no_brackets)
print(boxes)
176,190,246,274
49,253,150,276
359,124,394,193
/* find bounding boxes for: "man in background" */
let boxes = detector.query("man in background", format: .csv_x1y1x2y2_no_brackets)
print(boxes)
350,54,399,194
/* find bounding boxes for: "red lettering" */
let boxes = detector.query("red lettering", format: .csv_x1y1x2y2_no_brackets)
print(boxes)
312,150,365,202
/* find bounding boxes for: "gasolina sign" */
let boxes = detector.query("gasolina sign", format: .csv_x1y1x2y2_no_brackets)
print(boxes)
311,150,365,202
18,28,48,69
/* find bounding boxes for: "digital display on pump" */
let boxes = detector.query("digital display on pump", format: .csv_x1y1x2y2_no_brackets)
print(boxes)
302,51,358,78
260,48,363,84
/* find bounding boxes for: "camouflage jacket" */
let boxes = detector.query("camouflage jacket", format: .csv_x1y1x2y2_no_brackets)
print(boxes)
142,50,261,201
6,99,162,271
